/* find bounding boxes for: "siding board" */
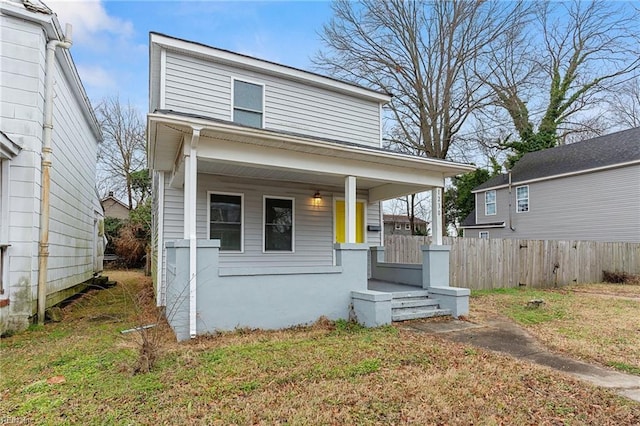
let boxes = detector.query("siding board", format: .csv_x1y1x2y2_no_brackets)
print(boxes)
162,50,382,147
471,166,640,242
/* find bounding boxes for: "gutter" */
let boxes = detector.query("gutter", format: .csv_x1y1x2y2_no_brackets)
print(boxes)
37,24,72,325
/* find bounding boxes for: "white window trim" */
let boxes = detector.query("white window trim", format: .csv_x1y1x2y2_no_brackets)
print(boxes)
516,185,529,213
485,190,497,216
207,191,244,253
404,223,411,230
263,195,295,253
230,77,265,128
394,223,401,230
479,231,489,239
332,196,368,244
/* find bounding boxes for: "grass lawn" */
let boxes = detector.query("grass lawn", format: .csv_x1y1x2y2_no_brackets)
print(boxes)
471,283,640,376
1,271,638,425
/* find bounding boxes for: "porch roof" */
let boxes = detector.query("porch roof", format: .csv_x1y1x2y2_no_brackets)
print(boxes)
148,111,475,201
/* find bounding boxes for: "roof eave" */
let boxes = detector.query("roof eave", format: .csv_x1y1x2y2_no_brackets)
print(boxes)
149,32,392,104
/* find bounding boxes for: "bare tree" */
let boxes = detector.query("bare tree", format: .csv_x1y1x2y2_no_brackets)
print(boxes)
96,97,146,209
607,77,640,130
315,0,528,160
480,0,640,165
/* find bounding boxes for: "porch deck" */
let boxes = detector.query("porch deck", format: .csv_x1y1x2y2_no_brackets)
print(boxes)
367,279,422,294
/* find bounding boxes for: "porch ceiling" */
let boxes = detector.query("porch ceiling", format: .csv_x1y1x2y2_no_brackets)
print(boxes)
148,112,475,201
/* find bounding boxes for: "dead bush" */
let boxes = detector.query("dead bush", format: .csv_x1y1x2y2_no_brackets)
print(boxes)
114,221,147,268
602,270,640,284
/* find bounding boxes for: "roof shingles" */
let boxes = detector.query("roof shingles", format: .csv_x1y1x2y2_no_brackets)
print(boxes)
475,127,640,192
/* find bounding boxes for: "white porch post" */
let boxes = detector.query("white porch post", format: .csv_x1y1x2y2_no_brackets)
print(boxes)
345,175,357,243
431,187,443,245
185,127,201,338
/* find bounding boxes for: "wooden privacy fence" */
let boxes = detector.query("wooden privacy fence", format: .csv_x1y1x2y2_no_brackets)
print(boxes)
384,235,640,289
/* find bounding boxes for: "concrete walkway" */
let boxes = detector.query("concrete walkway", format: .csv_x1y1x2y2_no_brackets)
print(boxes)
401,316,640,403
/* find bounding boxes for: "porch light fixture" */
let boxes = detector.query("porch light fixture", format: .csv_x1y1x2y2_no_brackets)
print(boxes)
312,191,322,205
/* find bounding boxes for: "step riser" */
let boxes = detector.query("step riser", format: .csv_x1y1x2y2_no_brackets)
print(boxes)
390,293,451,321
392,309,452,321
392,300,439,309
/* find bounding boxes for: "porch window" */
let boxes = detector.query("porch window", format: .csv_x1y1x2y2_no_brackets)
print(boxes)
516,186,529,213
264,197,294,252
485,190,496,215
209,192,243,251
233,79,263,128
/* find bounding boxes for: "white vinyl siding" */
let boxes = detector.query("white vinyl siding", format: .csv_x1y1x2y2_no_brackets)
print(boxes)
516,185,529,213
163,50,382,147
485,190,496,215
160,174,382,268
0,12,101,329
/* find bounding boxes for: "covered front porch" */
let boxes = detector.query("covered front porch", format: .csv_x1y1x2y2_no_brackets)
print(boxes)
148,111,474,340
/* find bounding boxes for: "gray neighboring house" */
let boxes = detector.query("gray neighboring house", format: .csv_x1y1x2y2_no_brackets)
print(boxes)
148,33,474,340
461,127,640,242
383,214,428,236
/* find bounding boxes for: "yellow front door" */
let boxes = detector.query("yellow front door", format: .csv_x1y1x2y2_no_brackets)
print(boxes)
335,200,365,243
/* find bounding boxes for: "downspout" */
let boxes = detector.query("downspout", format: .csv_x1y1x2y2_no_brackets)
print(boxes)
37,24,72,325
508,169,515,232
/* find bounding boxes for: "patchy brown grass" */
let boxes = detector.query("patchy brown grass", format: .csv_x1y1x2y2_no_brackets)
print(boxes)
1,271,639,425
472,283,640,375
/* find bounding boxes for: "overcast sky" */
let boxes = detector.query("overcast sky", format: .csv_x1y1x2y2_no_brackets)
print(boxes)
48,0,334,111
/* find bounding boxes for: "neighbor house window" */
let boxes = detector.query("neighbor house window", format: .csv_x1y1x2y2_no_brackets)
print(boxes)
485,190,496,215
516,186,529,213
233,79,263,128
479,231,489,239
209,192,243,251
264,197,294,252
394,223,401,230
405,223,411,231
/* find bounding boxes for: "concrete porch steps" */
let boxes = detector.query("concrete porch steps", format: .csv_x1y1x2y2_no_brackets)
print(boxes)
391,290,451,322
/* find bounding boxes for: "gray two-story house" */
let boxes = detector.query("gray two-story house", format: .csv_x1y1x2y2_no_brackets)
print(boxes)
147,33,474,340
461,128,640,242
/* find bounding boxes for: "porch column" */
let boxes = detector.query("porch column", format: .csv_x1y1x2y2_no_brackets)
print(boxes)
345,175,357,243
185,127,201,338
431,187,443,245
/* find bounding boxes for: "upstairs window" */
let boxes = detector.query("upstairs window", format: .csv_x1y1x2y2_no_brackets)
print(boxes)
485,190,496,216
209,192,243,251
233,80,263,128
516,186,529,213
264,197,294,252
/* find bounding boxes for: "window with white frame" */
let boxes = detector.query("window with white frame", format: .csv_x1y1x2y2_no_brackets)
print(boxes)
264,197,294,252
516,185,529,213
209,193,243,251
233,80,263,128
394,223,401,230
405,223,411,230
485,190,496,215
479,231,489,239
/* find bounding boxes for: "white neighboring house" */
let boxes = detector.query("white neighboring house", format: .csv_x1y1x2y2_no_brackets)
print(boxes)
148,33,474,340
0,0,103,333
